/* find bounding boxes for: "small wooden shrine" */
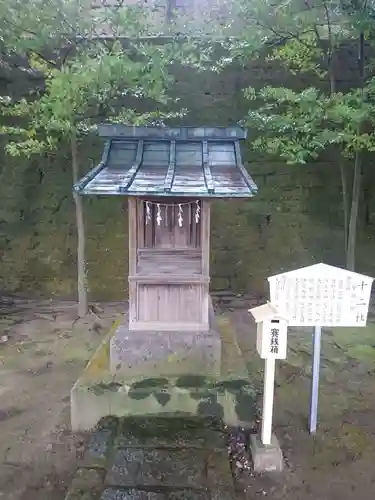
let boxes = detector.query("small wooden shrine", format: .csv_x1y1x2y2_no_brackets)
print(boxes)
75,125,257,381
75,125,257,334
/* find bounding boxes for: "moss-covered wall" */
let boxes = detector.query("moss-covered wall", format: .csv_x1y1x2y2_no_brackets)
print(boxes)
1,53,375,300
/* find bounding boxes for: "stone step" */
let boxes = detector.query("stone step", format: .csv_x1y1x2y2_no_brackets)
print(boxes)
105,447,208,489
100,488,210,499
114,416,227,450
65,417,237,500
99,487,235,499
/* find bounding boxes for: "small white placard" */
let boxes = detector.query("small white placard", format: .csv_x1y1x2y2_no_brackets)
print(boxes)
268,263,373,327
249,303,289,359
259,320,287,359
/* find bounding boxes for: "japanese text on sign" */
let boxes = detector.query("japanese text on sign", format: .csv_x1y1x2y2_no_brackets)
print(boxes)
268,265,373,327
262,321,287,359
270,328,279,354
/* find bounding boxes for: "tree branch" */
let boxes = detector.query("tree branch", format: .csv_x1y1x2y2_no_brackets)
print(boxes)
255,18,317,48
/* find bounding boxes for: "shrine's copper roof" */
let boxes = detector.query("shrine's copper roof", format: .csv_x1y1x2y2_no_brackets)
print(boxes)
74,125,258,198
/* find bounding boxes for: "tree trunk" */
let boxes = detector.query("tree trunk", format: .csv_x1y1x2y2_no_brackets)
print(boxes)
363,181,371,226
339,159,350,263
346,32,365,271
346,151,362,271
71,130,88,317
328,57,350,265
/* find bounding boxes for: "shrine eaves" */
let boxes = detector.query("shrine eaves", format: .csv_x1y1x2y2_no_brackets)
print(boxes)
74,125,258,198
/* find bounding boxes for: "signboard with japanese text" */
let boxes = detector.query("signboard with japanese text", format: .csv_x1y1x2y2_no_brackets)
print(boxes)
257,319,288,359
268,263,373,327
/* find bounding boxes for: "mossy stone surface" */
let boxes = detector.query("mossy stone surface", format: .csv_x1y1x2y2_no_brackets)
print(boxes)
3,58,375,300
65,416,237,500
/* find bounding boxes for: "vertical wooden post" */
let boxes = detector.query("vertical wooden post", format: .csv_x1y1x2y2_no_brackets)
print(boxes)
309,325,322,434
201,200,210,278
128,197,137,328
201,200,211,328
261,357,276,446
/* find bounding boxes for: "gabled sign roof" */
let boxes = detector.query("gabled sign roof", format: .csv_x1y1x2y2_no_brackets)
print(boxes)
268,263,373,282
249,302,288,323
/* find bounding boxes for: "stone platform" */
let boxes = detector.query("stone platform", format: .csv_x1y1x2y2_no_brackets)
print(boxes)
65,416,237,500
110,326,221,378
71,315,255,431
110,299,221,378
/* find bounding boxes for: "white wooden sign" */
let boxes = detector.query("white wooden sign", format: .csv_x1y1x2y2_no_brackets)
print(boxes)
268,263,373,327
259,320,287,359
249,303,288,359
249,302,289,446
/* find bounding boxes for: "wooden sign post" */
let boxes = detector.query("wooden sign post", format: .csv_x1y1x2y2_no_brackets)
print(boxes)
262,357,276,446
249,303,288,445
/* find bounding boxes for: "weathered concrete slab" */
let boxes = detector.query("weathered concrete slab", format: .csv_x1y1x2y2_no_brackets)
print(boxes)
210,488,237,500
72,377,256,432
65,416,237,500
250,433,284,473
71,315,256,432
65,468,104,500
106,448,206,488
115,416,227,450
206,450,234,487
100,489,210,500
80,416,118,469
111,299,221,379
110,326,221,378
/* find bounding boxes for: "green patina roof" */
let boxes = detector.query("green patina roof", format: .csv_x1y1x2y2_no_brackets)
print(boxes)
74,125,258,198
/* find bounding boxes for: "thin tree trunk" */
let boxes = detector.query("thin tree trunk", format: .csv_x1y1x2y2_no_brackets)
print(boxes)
329,65,336,94
71,130,88,317
328,55,350,265
363,180,371,226
339,159,350,262
347,151,361,271
346,32,365,271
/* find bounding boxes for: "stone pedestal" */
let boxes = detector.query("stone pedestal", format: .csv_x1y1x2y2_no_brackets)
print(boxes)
110,324,221,379
250,434,284,473
70,314,255,432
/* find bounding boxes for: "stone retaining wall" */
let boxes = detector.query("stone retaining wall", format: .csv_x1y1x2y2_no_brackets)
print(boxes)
1,47,375,298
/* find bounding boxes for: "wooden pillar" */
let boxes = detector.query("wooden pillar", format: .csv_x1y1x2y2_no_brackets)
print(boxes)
201,200,211,278
128,197,137,328
201,200,211,328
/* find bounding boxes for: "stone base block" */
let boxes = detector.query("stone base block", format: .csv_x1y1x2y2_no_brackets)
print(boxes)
250,433,284,473
70,314,257,432
110,324,221,378
71,375,256,432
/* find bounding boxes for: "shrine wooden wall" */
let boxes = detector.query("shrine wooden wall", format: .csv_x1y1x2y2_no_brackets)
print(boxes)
127,198,211,331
